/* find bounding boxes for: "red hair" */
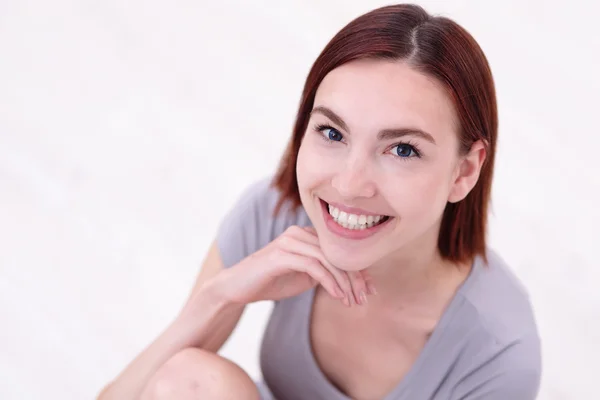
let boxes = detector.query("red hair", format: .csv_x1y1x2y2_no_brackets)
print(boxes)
272,4,497,264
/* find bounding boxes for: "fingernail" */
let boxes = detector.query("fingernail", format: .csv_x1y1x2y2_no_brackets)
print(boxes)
367,282,378,295
342,295,350,307
360,291,368,305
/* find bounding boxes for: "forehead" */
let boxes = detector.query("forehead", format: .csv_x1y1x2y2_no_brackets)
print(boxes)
313,59,458,139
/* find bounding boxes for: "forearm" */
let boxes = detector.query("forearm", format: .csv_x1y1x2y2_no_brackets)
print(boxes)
98,278,244,399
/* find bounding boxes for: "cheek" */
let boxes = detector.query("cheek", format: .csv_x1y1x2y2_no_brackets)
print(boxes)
384,168,452,221
296,139,326,206
296,140,317,188
297,137,339,184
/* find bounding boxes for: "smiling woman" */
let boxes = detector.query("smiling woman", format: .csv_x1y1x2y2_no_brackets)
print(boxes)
292,59,487,274
99,4,540,400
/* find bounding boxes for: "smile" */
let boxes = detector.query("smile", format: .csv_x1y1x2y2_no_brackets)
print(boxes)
327,204,389,230
319,199,393,240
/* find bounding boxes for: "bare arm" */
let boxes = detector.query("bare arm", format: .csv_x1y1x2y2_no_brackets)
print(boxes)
97,241,245,400
97,226,370,399
180,240,246,352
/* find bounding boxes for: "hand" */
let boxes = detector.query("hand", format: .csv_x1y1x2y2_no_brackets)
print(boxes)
215,226,374,306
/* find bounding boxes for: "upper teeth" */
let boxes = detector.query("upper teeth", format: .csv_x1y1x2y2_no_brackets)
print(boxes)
328,204,386,230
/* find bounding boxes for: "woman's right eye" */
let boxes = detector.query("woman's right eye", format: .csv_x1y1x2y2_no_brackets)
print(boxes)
316,125,344,142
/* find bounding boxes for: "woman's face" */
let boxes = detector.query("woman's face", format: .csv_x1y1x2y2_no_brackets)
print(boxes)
296,59,483,272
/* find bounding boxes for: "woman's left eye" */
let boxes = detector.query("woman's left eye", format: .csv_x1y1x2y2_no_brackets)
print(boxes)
391,144,420,158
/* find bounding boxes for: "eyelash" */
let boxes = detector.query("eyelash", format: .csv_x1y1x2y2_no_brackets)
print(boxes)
313,123,423,160
315,124,343,144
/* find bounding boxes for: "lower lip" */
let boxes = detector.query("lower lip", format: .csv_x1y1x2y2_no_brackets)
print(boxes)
319,199,392,240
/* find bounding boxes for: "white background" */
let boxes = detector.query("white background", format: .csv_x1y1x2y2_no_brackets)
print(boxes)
0,1,598,399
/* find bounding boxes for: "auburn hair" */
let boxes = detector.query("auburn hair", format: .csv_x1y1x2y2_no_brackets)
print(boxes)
272,4,497,264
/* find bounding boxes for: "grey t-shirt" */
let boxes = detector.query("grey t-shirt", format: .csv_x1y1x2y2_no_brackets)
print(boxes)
217,178,542,400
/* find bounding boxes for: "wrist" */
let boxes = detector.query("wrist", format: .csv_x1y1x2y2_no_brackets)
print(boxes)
203,267,249,307
199,269,243,310
173,272,241,334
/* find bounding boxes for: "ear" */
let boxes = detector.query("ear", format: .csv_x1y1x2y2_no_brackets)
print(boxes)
448,140,487,203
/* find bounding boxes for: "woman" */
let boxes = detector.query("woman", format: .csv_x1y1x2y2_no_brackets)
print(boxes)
100,4,541,400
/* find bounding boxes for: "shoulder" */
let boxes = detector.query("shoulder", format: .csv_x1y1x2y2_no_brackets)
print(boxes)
450,330,541,399
449,249,542,399
232,176,311,231
460,248,539,343
216,177,311,268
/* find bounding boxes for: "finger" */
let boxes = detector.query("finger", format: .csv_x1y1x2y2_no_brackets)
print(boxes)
278,235,353,305
360,270,377,295
279,252,344,300
288,227,363,306
303,226,317,235
348,271,369,305
365,281,377,296
298,227,320,244
360,269,371,280
284,226,320,246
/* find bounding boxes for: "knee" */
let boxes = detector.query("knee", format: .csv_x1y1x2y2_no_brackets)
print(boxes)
140,348,259,400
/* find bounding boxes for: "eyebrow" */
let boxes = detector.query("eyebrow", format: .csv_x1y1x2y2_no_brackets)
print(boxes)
310,105,436,144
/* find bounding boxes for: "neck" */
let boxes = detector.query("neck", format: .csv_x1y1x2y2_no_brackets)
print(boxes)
368,246,443,296
366,233,471,306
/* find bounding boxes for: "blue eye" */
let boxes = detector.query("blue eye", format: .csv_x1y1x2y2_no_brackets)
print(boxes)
392,144,419,158
315,124,344,143
325,127,343,142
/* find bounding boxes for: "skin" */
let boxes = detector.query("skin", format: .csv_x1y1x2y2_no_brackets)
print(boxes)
104,58,488,400
295,58,487,397
297,60,485,398
297,58,486,294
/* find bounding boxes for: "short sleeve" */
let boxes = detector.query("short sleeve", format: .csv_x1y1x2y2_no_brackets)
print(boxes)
215,177,312,268
451,332,542,400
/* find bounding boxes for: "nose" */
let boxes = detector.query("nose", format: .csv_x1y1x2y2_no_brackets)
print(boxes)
331,154,376,200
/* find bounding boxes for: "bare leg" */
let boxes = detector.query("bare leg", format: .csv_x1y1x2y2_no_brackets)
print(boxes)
139,348,260,400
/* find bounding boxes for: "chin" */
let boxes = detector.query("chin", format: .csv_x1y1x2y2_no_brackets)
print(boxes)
318,240,377,272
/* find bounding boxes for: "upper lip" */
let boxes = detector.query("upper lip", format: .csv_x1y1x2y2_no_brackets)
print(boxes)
322,199,388,217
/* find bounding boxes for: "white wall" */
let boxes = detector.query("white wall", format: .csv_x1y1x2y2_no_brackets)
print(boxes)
0,1,597,399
